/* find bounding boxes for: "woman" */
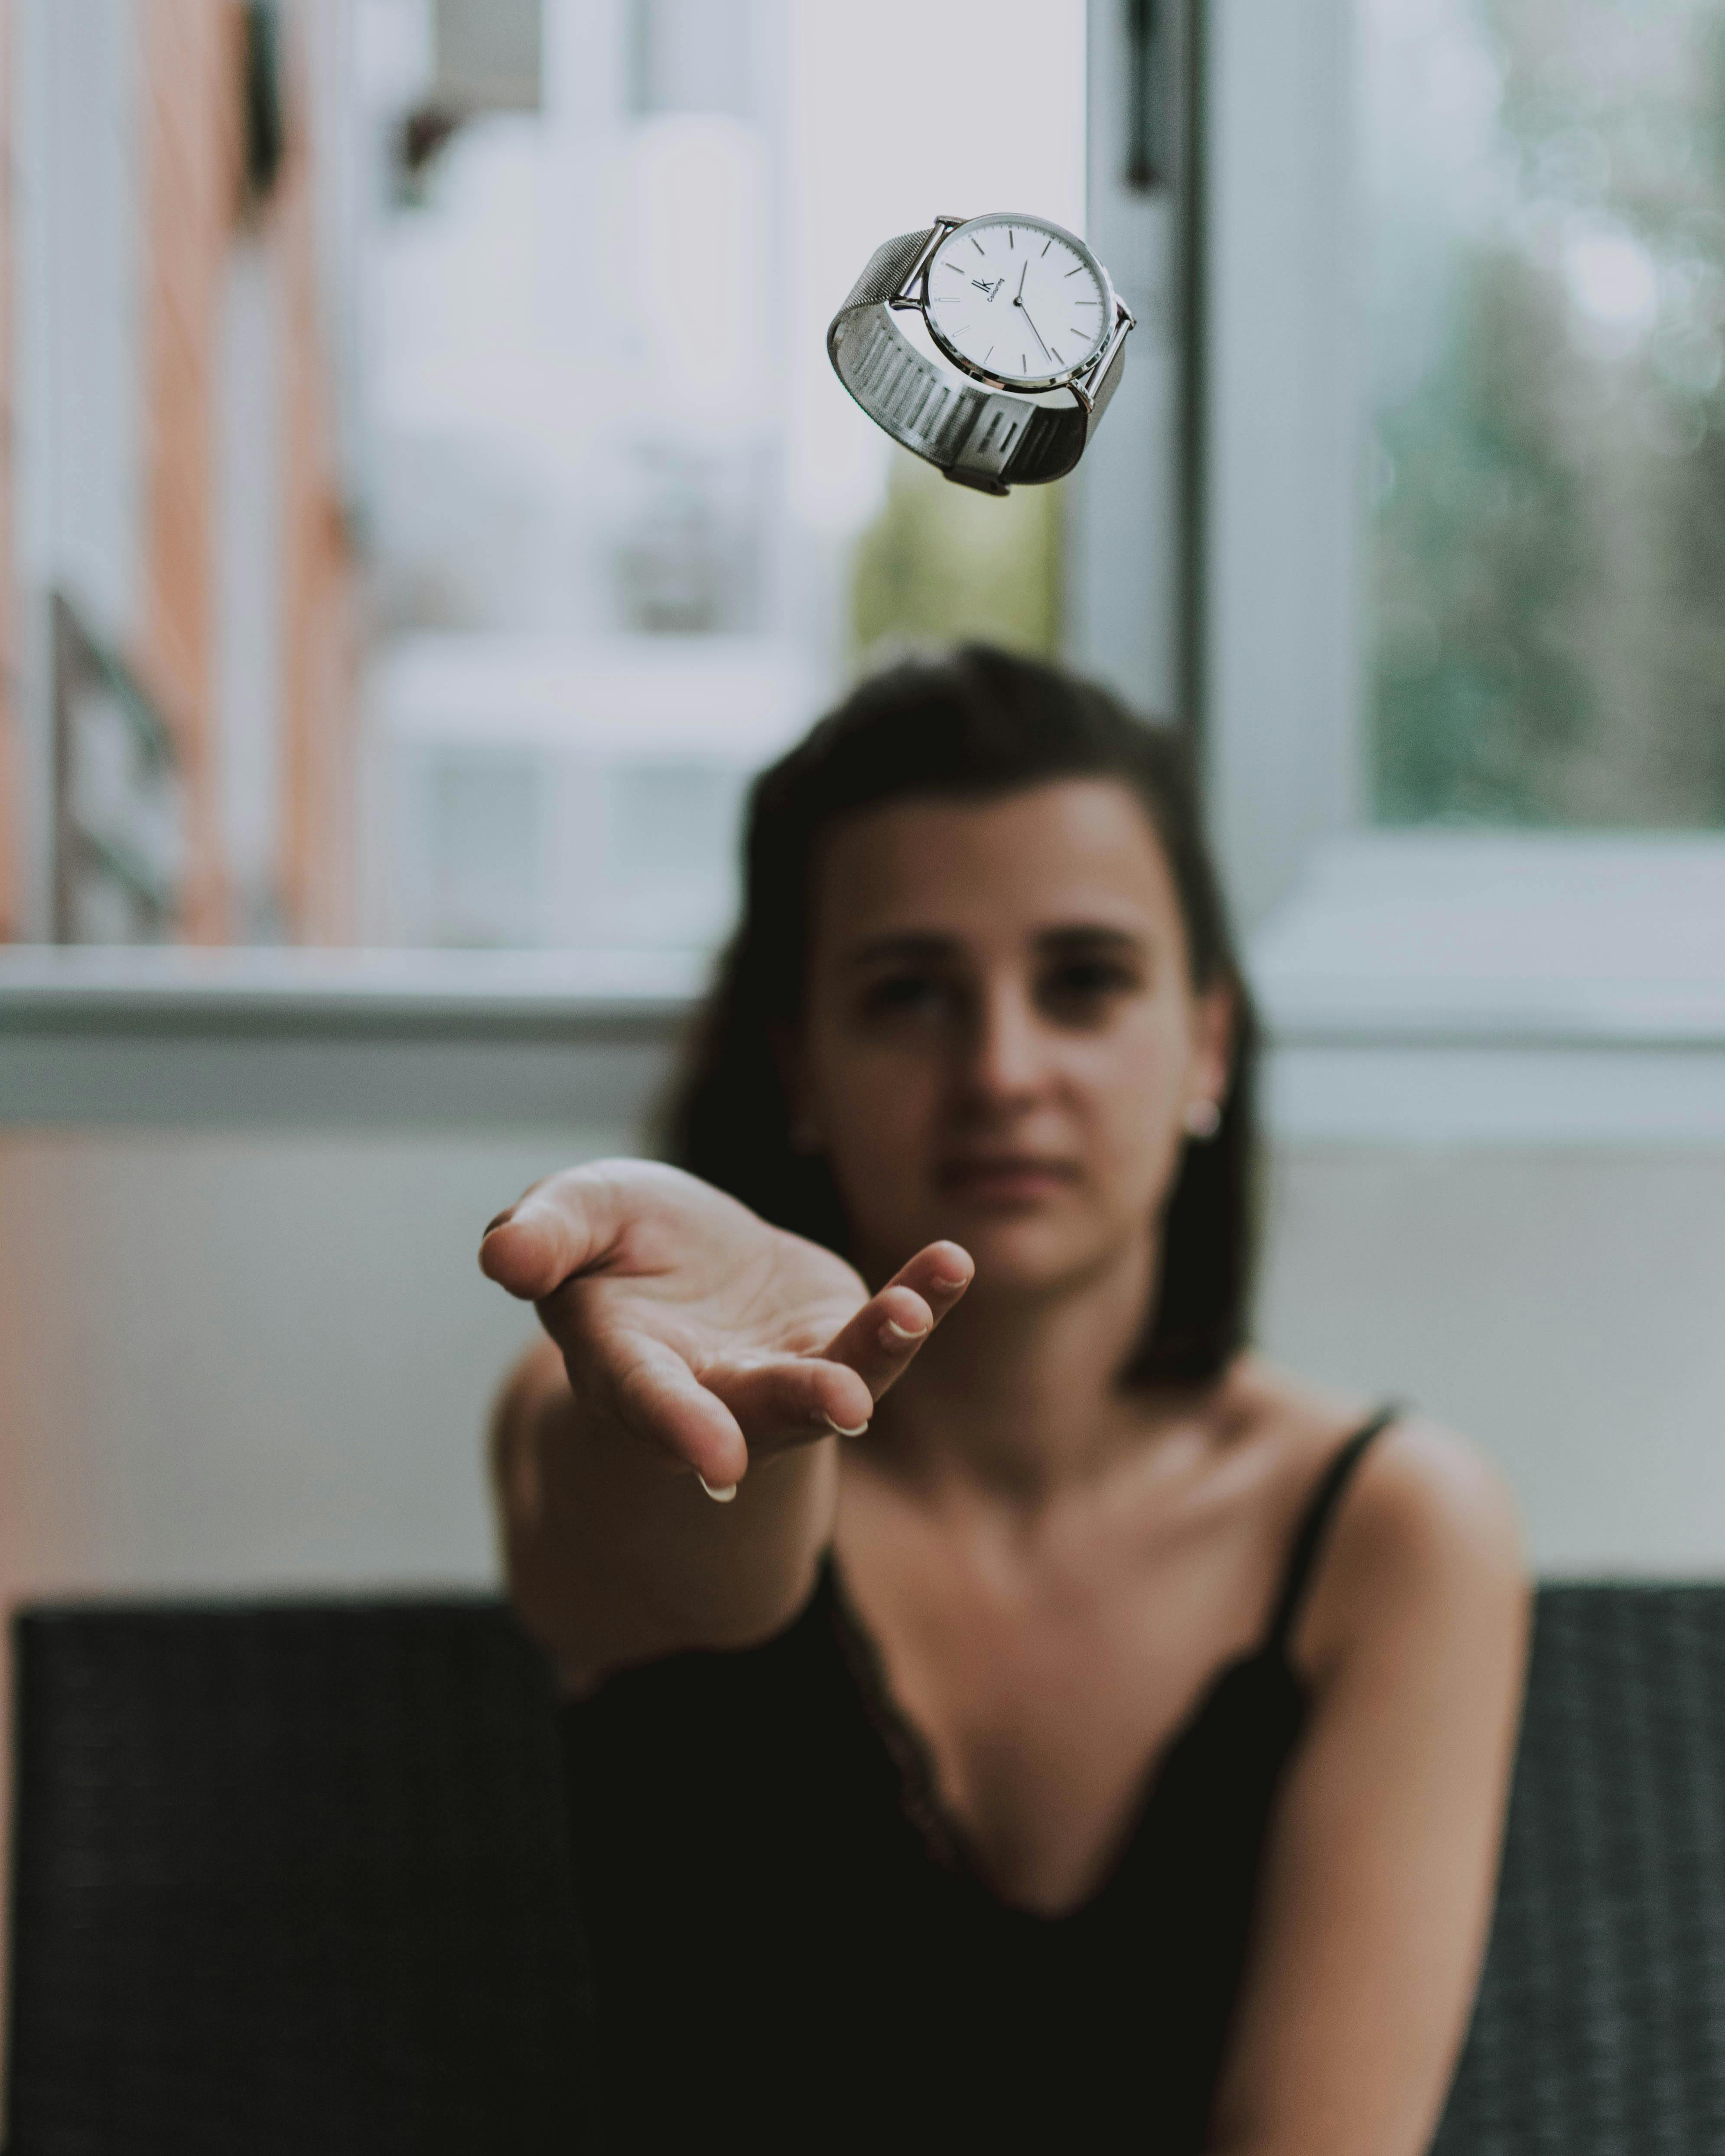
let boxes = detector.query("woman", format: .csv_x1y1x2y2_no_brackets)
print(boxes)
481,646,1527,2151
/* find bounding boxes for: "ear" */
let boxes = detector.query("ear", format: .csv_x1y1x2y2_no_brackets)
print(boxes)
1189,979,1235,1106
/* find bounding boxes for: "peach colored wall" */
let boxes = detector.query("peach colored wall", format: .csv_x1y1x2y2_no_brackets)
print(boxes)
133,0,353,948
278,13,355,945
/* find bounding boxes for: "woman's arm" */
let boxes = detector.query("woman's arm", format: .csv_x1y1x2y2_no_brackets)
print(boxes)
1206,1421,1530,2156
481,1159,970,1691
489,1334,844,1688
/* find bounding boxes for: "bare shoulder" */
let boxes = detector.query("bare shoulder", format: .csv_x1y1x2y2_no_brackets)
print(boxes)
1222,1361,1527,1676
1346,1412,1524,1590
1304,1408,1530,1679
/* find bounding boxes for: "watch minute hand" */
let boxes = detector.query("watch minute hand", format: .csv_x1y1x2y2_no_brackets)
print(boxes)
1020,302,1053,365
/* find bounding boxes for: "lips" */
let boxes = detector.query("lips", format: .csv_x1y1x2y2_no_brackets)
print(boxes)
935,1155,1081,1202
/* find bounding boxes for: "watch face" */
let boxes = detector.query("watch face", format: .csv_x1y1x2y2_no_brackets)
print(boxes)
922,214,1112,391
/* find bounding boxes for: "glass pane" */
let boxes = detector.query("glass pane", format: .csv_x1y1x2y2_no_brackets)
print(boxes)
355,0,1087,950
5,0,1085,950
1364,0,1725,827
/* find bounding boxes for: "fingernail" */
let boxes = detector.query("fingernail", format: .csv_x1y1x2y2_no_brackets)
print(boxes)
697,1476,738,1503
882,1318,929,1345
481,1208,515,1240
820,1414,870,1437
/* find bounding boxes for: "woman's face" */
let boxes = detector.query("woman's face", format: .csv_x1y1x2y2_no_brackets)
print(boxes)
791,777,1233,1295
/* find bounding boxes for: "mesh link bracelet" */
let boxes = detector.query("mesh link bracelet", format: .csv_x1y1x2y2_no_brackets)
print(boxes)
827,224,1130,496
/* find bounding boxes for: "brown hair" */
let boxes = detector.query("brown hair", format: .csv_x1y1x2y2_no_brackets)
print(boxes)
659,643,1259,1385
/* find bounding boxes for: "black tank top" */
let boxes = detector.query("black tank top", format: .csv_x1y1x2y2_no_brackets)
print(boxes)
562,1410,1396,2151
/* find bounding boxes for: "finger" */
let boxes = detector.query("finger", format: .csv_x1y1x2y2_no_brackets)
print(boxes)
478,1166,626,1301
822,1241,973,1399
704,1355,877,1447
889,1240,974,1315
604,1334,751,1489
820,1284,936,1402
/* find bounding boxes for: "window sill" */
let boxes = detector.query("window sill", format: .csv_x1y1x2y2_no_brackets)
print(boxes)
5,835,1724,1143
0,947,706,1130
1249,834,1725,1144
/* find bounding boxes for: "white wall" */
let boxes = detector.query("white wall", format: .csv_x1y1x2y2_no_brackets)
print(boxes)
4,1125,1722,1607
0,1127,597,1602
1258,1146,1725,1576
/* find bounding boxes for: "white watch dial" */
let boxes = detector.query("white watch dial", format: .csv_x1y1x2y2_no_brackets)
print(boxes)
923,215,1111,390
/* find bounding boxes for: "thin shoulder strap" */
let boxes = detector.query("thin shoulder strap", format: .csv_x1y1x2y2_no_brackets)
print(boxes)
1266,1406,1401,1653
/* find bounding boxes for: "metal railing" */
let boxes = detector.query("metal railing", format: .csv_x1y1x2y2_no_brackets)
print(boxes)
51,589,182,944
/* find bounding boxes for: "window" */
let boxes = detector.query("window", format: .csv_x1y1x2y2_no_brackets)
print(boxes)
358,0,1087,949
3,0,1089,952
1202,0,1725,1154
1364,0,1725,829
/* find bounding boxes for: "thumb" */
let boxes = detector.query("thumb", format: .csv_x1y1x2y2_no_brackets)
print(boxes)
478,1169,623,1300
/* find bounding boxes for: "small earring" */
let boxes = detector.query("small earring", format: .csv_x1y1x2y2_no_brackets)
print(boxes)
1183,1097,1222,1141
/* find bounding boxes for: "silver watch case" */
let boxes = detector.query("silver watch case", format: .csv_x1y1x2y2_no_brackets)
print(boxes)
889,212,1135,411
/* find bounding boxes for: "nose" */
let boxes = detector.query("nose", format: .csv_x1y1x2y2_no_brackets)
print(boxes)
960,978,1051,1109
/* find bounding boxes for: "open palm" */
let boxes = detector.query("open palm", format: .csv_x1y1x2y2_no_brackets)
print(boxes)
479,1159,970,1492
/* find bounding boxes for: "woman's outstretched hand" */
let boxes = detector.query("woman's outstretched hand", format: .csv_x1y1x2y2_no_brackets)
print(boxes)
479,1160,971,1496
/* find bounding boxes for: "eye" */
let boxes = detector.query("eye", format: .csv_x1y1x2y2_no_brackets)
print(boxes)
855,970,962,1027
1037,955,1142,1021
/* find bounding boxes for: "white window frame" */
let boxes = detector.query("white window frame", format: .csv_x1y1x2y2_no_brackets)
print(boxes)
1076,0,1362,922
1202,0,1362,934
1186,0,1725,1143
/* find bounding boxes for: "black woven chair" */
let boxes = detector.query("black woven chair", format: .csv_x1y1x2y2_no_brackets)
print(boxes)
1432,1585,1725,2155
7,1587,1725,2153
4,1599,594,2155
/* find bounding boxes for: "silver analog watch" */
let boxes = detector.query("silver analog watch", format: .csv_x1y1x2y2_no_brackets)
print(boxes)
827,212,1134,497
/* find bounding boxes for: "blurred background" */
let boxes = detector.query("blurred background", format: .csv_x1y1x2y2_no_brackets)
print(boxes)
1,0,1723,1656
